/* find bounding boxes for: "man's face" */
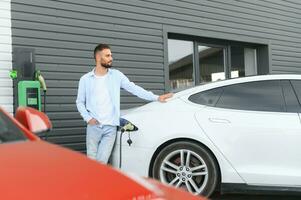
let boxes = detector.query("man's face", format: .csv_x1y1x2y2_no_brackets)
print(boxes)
95,48,113,68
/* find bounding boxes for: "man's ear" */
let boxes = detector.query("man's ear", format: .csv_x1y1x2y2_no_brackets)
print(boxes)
95,52,101,62
98,51,103,60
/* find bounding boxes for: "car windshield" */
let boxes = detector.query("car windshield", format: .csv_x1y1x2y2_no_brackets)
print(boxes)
0,112,27,144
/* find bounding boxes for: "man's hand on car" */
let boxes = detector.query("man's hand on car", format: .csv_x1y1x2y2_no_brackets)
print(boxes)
158,93,173,103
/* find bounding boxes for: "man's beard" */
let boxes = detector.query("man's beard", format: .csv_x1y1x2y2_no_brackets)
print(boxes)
101,62,112,68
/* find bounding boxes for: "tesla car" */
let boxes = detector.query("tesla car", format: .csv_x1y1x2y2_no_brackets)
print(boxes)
112,74,301,197
0,106,205,200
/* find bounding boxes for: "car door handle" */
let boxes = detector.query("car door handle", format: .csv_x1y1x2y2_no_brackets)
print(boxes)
208,118,231,124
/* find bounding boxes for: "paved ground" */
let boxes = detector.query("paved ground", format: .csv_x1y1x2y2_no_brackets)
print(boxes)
211,193,300,200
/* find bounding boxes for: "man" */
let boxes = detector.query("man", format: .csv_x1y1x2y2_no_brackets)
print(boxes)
76,44,173,164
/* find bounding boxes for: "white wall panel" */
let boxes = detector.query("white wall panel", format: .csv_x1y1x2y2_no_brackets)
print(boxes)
0,0,13,113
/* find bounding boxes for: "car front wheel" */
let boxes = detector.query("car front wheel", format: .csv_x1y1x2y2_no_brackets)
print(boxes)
152,141,219,197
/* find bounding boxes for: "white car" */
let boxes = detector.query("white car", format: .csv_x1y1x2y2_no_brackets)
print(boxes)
112,74,301,197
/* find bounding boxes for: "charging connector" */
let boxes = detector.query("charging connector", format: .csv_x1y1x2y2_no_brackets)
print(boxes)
118,118,138,169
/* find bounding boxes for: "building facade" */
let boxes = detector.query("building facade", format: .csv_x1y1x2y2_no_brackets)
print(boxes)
1,0,301,151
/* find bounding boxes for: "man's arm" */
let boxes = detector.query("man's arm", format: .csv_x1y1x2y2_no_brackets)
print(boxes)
76,77,93,123
119,71,172,102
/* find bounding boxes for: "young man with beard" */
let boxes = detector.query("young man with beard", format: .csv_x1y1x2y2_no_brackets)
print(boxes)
76,44,173,164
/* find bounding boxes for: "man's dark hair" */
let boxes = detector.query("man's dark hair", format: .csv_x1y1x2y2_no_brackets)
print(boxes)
94,43,110,59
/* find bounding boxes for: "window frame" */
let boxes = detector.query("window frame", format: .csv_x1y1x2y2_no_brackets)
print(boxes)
195,42,228,84
164,32,270,92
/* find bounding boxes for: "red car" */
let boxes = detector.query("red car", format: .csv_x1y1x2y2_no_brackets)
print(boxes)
0,106,206,200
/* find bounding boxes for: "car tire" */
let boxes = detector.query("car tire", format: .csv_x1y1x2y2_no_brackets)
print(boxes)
152,141,219,197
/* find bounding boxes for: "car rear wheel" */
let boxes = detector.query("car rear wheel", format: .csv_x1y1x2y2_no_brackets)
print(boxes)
152,141,219,197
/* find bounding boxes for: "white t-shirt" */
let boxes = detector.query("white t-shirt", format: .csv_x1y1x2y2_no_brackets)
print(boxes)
94,74,115,125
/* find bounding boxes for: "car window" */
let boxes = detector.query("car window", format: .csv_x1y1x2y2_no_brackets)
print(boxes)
188,87,223,106
291,80,301,107
0,112,27,144
215,80,286,112
281,80,301,113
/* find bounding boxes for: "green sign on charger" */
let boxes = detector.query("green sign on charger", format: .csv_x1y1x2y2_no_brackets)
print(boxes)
18,81,41,111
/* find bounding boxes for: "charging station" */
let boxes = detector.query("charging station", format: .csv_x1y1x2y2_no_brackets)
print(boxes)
11,48,46,112
17,80,41,110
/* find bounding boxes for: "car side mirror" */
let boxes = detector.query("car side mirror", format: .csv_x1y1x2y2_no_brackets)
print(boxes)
15,107,52,134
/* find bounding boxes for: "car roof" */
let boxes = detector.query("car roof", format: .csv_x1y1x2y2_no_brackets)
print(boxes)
173,74,301,97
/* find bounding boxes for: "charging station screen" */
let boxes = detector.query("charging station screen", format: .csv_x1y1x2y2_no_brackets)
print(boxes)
26,88,39,109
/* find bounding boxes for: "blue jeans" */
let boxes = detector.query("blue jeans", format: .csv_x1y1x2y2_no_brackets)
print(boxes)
86,124,117,164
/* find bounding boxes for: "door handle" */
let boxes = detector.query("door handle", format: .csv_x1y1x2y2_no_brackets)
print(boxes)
208,117,231,124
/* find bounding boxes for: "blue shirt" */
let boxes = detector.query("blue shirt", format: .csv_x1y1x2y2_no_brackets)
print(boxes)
76,68,159,126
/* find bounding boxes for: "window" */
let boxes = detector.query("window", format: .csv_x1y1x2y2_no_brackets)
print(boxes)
189,88,223,106
291,80,301,107
198,45,225,83
230,46,257,78
168,39,194,90
215,80,285,112
167,35,269,91
281,80,301,113
0,112,27,144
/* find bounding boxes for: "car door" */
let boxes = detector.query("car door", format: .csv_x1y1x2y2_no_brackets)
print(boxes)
192,80,301,186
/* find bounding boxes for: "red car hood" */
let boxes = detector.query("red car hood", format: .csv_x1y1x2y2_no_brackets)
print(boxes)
0,141,204,200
